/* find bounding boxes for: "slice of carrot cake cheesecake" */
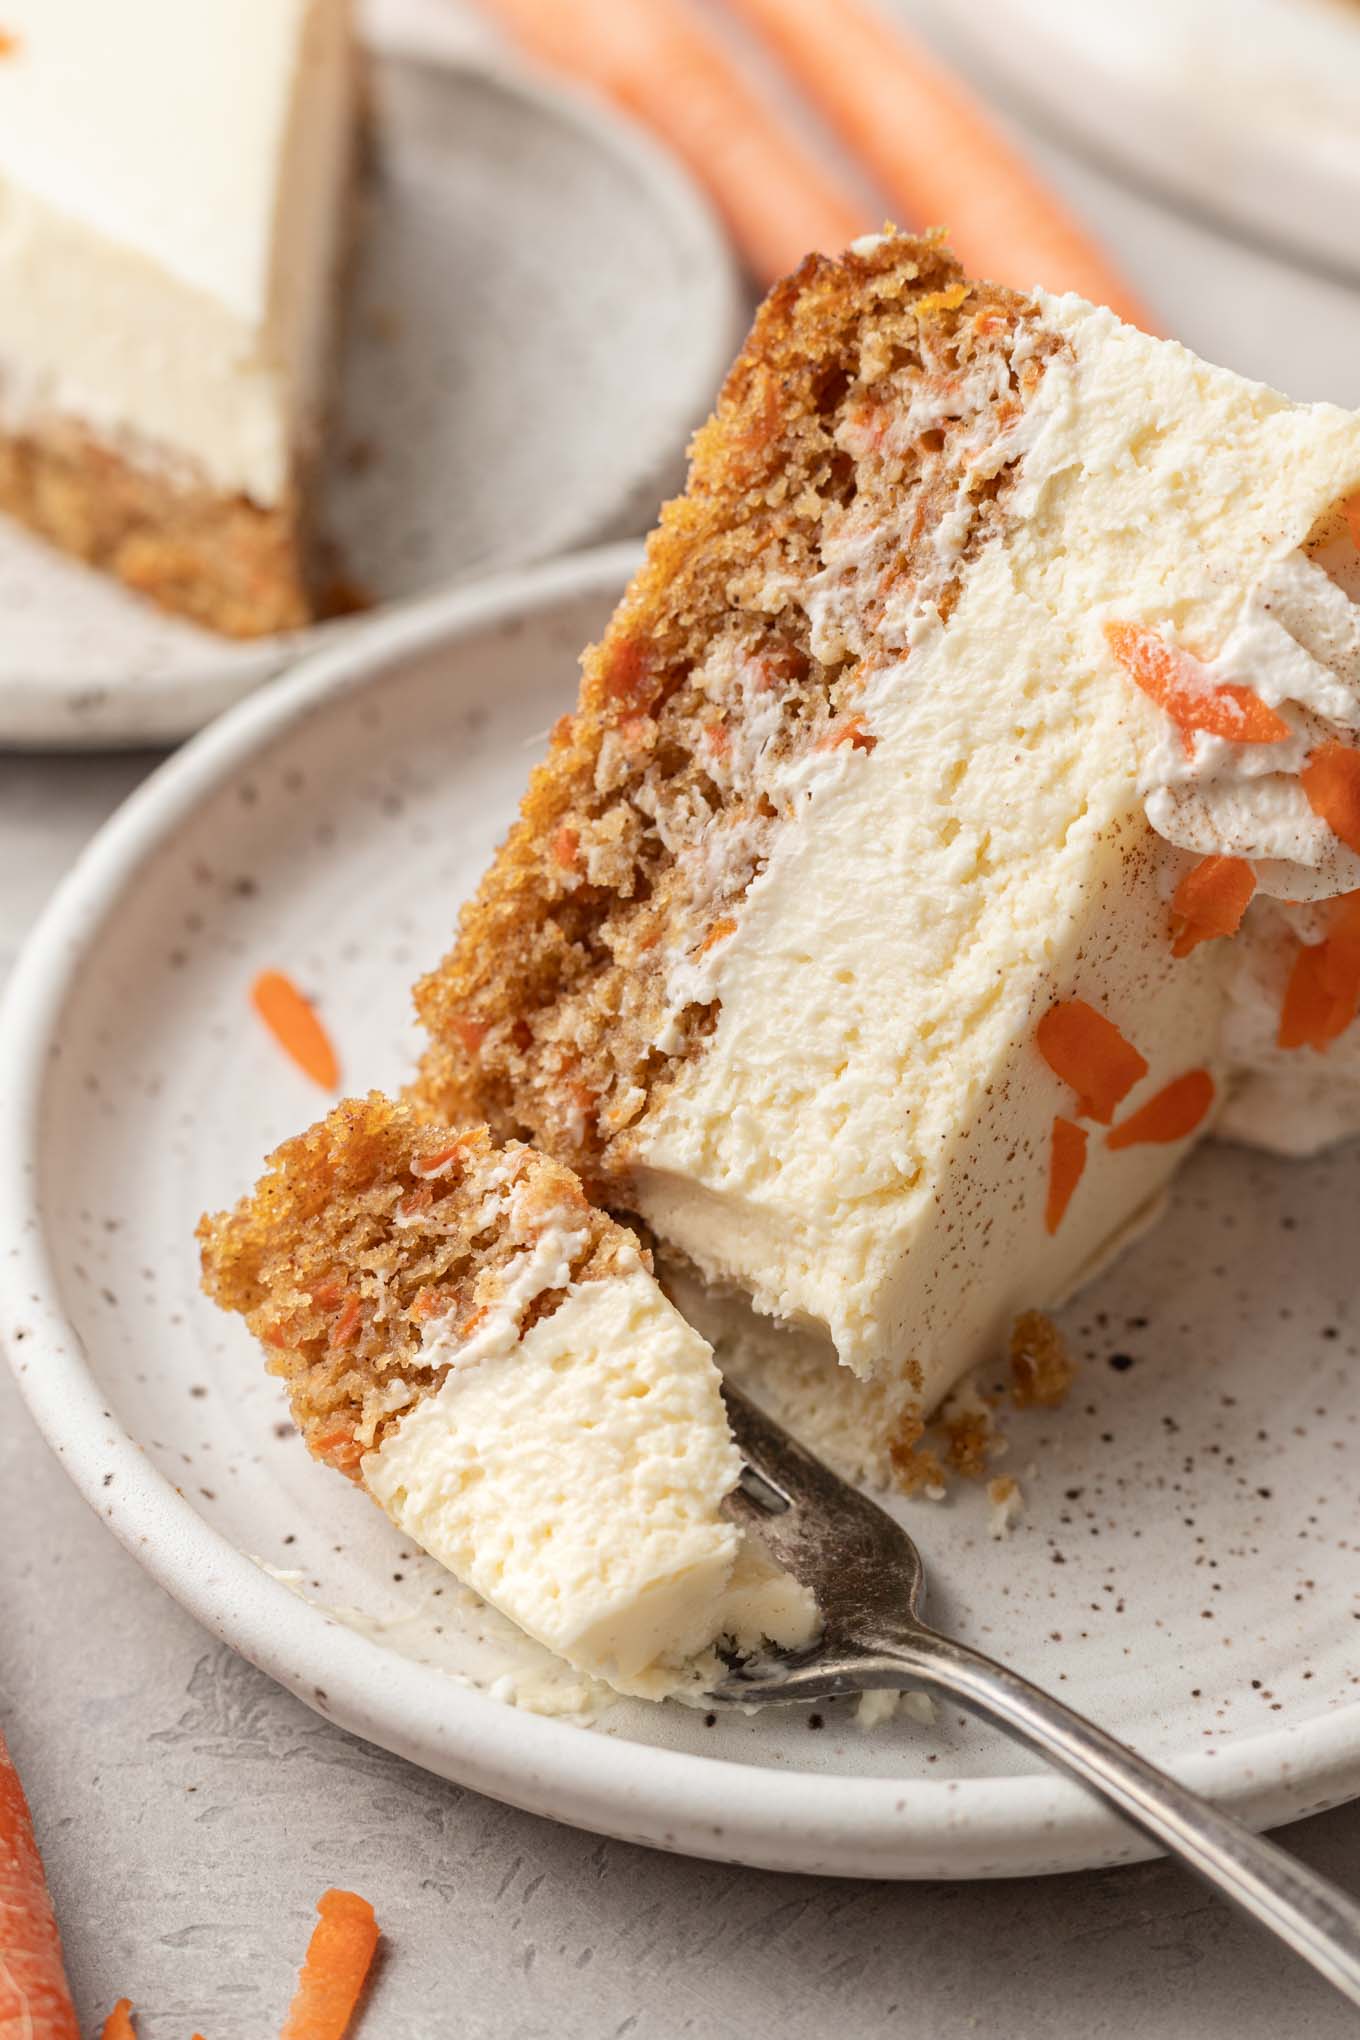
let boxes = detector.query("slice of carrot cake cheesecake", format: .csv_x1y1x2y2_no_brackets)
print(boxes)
199,1096,814,1699
411,229,1360,1473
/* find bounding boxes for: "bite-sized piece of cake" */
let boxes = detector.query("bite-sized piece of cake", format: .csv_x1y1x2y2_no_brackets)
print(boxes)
412,229,1360,1460
0,0,358,636
198,1096,813,1699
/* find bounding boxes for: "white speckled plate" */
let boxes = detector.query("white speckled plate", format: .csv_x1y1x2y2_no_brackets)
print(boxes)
0,56,742,749
2,547,1358,1878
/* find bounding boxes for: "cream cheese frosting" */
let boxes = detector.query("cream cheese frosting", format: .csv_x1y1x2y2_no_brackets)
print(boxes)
625,294,1360,1404
0,0,356,503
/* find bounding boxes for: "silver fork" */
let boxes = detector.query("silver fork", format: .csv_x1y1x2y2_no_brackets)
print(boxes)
711,1383,1360,2007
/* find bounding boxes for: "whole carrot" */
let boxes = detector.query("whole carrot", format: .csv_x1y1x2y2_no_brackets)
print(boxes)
475,0,867,281
0,1729,78,2040
727,0,1156,325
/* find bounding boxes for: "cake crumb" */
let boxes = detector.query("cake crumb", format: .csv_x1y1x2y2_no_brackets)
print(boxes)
855,1688,900,1729
1009,1310,1075,1408
987,1474,1024,1540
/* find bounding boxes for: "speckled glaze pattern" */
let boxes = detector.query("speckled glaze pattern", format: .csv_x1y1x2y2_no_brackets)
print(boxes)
0,548,1356,1879
0,57,742,749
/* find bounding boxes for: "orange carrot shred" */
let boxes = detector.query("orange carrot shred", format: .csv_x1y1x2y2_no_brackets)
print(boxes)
250,971,340,1091
1342,494,1360,553
1036,999,1149,1124
0,1729,79,2039
280,1888,379,2040
1277,893,1360,1050
1301,741,1360,856
101,2003,136,2040
1045,1117,1087,1235
1169,855,1257,958
1105,623,1290,745
1107,1069,1215,1149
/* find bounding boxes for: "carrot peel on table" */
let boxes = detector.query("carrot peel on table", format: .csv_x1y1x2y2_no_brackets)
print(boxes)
1169,855,1257,958
280,1888,378,2040
0,1729,80,2040
101,2002,136,2039
1036,999,1149,1124
1045,1116,1087,1235
725,0,1154,326
473,0,866,283
1107,1069,1215,1149
250,970,340,1092
1105,623,1291,745
1301,741,1360,856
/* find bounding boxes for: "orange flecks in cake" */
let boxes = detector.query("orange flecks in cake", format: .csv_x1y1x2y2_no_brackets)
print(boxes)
308,1281,345,1311
1278,891,1360,1049
1107,1068,1214,1148
312,1424,363,1477
699,916,738,953
1009,1311,1074,1407
703,719,732,760
1301,742,1360,855
1044,1116,1087,1235
250,971,340,1092
1170,855,1256,957
551,824,581,871
1104,622,1290,745
328,1294,363,1350
449,1014,488,1055
262,1320,293,1350
818,714,876,752
603,636,657,712
411,1141,466,1179
409,1286,450,1323
1036,999,1148,1124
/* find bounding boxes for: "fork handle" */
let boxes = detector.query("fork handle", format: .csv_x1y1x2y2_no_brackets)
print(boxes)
874,1625,1360,2006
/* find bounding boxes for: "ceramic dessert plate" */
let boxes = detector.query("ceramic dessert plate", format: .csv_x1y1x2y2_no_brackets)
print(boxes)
0,58,741,749
2,548,1357,1880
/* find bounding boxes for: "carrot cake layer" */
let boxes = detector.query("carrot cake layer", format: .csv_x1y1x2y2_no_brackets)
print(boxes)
0,0,358,637
199,1096,814,1696
412,229,1360,1439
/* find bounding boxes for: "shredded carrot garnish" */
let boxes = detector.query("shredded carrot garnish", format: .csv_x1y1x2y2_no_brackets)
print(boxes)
1107,1069,1215,1149
280,1889,378,2040
101,2003,135,2040
0,1729,79,2039
1277,892,1360,1050
1045,1117,1087,1235
250,971,340,1091
1301,741,1360,855
1036,998,1149,1124
1104,622,1290,745
1342,494,1360,553
1169,855,1257,958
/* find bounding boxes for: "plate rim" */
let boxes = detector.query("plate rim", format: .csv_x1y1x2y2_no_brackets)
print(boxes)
0,48,745,750
2,543,1357,1880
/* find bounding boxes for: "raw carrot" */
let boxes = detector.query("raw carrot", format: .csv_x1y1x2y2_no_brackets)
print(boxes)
474,0,866,282
1169,855,1256,958
1045,1116,1087,1235
101,2003,136,2039
1342,494,1360,553
1301,741,1360,856
1107,1069,1215,1149
1036,999,1148,1124
280,1889,378,2040
0,1728,79,2040
1277,892,1360,1050
726,0,1154,325
1105,624,1291,745
250,971,340,1092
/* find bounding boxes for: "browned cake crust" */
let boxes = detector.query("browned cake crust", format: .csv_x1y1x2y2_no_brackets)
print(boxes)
0,416,317,637
412,231,1054,1189
197,1094,636,1479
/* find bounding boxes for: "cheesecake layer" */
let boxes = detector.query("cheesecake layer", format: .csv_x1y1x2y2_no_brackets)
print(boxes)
199,1098,813,1700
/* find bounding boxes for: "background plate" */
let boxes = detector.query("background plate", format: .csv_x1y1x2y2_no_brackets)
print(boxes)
2,548,1357,1879
0,59,741,749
